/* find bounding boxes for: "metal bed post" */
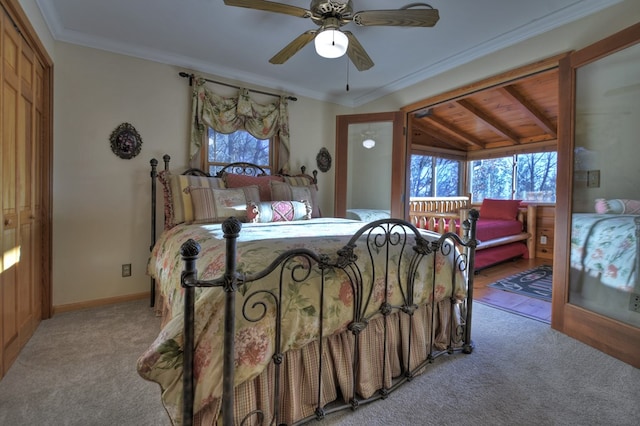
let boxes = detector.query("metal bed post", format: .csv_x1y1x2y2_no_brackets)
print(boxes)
150,158,158,307
180,218,241,426
463,209,479,353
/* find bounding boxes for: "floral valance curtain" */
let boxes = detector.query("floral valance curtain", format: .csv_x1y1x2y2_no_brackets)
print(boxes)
190,76,290,171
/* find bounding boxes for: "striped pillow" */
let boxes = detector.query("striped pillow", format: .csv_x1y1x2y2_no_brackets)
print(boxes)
188,185,260,224
160,172,226,227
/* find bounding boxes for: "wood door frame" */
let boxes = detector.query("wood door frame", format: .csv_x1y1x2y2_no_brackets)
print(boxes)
2,0,53,319
335,111,405,218
553,21,640,368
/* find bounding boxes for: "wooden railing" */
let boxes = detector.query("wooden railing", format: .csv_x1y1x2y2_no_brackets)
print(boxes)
408,195,471,236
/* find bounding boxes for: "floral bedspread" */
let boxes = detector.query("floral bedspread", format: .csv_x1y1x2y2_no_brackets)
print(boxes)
571,213,639,291
137,218,465,423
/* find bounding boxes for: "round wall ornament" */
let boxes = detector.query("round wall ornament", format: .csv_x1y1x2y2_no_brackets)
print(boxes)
110,122,142,159
316,147,332,172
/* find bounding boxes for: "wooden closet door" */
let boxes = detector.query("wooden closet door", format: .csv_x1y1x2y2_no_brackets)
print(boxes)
1,8,44,377
17,33,41,350
2,9,22,374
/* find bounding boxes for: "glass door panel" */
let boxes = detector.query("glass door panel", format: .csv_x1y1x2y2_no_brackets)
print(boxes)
569,41,640,328
554,22,640,368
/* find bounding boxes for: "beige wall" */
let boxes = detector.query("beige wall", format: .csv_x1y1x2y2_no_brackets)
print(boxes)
49,43,347,306
19,0,640,307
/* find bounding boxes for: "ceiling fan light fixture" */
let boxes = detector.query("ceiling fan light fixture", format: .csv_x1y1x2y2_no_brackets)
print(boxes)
314,28,349,58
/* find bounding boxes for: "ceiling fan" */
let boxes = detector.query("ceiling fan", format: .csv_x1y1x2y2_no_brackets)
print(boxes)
223,0,440,71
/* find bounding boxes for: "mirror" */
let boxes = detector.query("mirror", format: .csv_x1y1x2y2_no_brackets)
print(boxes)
346,122,393,216
334,112,404,218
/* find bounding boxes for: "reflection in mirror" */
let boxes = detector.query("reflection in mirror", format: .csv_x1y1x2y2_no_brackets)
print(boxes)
569,41,640,328
345,122,393,221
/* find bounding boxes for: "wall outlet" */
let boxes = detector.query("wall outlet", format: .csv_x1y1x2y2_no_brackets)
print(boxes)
540,235,548,245
122,263,132,277
629,293,640,313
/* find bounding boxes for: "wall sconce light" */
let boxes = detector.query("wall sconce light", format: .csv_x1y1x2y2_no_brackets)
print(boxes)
315,26,349,59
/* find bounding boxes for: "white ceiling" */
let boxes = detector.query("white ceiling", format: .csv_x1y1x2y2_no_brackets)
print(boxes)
36,0,621,107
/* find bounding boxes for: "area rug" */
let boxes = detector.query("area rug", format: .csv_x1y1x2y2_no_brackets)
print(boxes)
488,265,553,301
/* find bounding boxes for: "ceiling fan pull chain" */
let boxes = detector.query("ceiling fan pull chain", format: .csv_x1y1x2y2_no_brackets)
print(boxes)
346,58,350,92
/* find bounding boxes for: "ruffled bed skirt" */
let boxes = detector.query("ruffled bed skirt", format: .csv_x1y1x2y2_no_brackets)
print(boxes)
183,299,462,425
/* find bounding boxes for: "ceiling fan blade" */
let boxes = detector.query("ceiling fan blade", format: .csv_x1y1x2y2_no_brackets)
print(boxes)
353,8,440,27
223,0,311,18
269,30,317,64
343,31,374,71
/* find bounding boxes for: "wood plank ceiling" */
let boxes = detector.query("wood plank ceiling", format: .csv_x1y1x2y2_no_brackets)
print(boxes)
409,69,559,153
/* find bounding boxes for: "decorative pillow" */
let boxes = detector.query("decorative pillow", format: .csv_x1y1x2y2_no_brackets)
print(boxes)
595,198,640,215
158,171,227,228
223,173,284,202
188,185,260,224
270,180,321,218
480,198,522,221
282,175,314,187
246,201,312,223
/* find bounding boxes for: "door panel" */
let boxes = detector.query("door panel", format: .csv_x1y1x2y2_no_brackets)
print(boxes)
2,9,21,374
335,112,405,218
0,4,47,378
553,22,640,368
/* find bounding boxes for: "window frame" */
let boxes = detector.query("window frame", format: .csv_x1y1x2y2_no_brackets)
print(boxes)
410,146,467,197
468,149,557,202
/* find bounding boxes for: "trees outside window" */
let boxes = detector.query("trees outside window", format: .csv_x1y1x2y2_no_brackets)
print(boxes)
411,151,557,202
469,152,557,202
410,154,462,197
206,128,272,175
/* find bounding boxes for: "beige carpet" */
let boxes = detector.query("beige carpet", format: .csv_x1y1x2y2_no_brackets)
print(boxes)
0,299,638,425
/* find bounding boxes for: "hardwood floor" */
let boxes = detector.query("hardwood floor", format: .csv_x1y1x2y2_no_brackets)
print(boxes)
472,257,552,323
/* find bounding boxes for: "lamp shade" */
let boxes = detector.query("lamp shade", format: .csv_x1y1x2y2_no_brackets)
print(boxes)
314,29,349,59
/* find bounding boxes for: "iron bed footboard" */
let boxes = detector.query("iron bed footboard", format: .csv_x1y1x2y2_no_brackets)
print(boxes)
180,213,478,425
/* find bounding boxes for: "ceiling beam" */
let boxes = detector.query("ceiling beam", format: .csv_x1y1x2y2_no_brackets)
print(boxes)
498,86,557,137
456,99,521,144
419,115,486,148
410,119,469,150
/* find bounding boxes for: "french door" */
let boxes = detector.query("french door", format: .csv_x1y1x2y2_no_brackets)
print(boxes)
553,22,640,368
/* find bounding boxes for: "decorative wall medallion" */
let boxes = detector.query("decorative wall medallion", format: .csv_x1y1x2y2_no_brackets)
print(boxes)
316,147,332,172
110,122,142,159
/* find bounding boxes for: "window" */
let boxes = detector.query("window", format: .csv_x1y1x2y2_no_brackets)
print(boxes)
469,152,557,202
410,154,462,197
204,127,274,175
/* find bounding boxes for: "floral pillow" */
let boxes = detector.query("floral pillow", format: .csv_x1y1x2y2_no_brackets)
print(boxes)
270,180,321,218
595,198,640,215
188,185,260,224
246,201,311,223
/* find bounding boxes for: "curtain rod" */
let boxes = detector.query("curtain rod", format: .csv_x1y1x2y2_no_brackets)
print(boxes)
178,72,297,101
